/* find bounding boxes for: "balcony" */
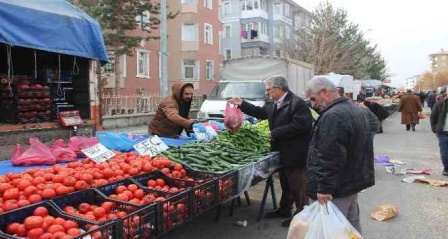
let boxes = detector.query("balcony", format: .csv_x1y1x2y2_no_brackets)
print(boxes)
182,41,199,51
273,14,292,25
181,3,198,13
241,33,269,44
241,10,268,20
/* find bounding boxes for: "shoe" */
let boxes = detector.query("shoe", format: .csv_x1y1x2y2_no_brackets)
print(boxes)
406,128,410,131
412,125,415,132
264,208,292,219
281,218,293,227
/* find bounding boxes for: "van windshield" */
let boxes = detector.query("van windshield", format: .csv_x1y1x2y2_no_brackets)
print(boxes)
208,82,266,100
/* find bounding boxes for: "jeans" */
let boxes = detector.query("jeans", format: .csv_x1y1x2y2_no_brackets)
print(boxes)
437,132,448,169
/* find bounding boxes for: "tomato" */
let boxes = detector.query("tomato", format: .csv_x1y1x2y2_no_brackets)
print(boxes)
63,176,76,187
133,189,144,199
51,231,67,239
47,224,65,234
142,163,153,172
16,224,27,237
44,215,55,225
53,217,66,225
128,168,139,176
78,203,91,214
67,228,82,237
107,213,118,220
169,187,180,193
23,185,38,197
63,206,76,214
93,207,106,219
147,180,157,187
24,216,44,230
0,183,12,193
3,188,19,200
28,194,43,204
156,179,166,187
27,228,44,239
52,174,65,184
177,203,186,213
93,172,104,180
33,206,49,217
101,201,115,213
171,171,182,178
124,190,134,199
161,168,170,175
6,222,20,234
80,174,94,184
17,199,31,207
55,186,69,196
41,188,56,199
127,184,138,193
31,176,46,186
63,220,78,231
41,232,52,239
103,168,114,178
117,211,127,218
115,185,127,194
117,193,129,201
173,164,183,171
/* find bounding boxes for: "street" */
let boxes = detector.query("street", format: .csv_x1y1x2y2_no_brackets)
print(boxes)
163,111,448,239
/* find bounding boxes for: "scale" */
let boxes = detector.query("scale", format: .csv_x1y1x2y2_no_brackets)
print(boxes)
58,110,83,136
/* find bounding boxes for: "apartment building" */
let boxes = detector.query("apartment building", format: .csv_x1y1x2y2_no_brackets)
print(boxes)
220,0,310,59
101,1,223,95
429,49,448,73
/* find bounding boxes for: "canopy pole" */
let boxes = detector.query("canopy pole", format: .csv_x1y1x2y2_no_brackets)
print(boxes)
160,0,168,97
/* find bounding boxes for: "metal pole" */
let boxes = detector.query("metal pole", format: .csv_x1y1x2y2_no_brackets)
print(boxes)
160,0,168,97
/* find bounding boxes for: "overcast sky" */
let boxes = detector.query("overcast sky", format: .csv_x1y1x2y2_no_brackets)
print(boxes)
295,0,448,87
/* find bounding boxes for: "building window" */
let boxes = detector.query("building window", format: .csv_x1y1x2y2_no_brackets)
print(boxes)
284,4,290,17
285,26,291,39
274,25,282,39
204,0,212,9
136,10,150,30
273,3,282,14
182,0,196,3
102,50,115,74
182,24,198,41
260,0,266,11
206,60,214,80
275,49,281,57
183,60,198,79
136,50,150,78
241,0,253,11
223,1,231,14
224,48,232,60
224,24,231,38
204,23,213,45
261,23,267,35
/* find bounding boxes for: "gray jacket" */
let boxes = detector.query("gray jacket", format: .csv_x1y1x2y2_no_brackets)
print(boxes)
430,98,448,133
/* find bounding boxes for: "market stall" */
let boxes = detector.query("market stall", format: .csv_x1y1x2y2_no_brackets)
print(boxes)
0,120,281,239
0,0,108,160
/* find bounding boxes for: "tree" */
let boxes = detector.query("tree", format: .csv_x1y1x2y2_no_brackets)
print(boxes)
283,1,388,80
71,0,177,93
421,72,435,91
434,70,448,88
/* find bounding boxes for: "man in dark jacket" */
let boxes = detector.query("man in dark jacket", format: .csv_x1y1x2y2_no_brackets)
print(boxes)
305,77,374,234
363,100,390,133
428,91,437,109
430,97,448,176
228,75,313,227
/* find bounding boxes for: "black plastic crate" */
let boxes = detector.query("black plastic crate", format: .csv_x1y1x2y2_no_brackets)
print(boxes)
217,170,238,203
0,200,116,239
52,188,159,239
159,190,192,235
162,165,216,184
191,178,219,216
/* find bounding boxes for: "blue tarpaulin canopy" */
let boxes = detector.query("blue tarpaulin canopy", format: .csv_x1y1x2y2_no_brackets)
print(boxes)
0,0,108,62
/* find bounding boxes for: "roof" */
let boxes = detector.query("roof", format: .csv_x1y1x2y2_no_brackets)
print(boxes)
0,0,108,62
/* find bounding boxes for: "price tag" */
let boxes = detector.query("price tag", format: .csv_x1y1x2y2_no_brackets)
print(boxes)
81,143,116,164
133,135,169,157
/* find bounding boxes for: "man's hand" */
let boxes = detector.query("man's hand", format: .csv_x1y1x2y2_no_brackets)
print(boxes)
228,97,243,106
317,193,333,205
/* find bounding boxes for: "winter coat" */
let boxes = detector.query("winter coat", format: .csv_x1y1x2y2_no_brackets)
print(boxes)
430,98,448,133
307,97,374,199
399,93,422,125
364,101,390,121
239,91,313,168
148,82,193,138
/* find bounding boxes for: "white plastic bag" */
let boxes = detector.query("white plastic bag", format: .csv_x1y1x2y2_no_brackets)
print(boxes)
287,201,362,239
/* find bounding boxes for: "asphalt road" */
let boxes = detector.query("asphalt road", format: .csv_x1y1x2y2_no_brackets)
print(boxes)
161,111,447,239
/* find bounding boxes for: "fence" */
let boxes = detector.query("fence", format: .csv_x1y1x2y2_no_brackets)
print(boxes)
101,94,203,117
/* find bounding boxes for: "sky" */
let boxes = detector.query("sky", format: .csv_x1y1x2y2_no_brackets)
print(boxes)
294,0,448,87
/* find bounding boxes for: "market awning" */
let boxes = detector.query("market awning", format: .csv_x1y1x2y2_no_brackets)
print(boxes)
0,0,108,62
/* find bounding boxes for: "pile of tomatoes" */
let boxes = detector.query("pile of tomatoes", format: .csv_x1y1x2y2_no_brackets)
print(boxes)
0,152,176,214
4,206,103,239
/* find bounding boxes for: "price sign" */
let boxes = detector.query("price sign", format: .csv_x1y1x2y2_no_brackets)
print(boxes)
133,135,169,157
81,143,116,164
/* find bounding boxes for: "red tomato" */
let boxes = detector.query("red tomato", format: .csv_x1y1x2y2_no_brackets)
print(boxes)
28,194,43,204
115,185,127,194
147,180,157,187
47,224,65,234
27,228,44,239
78,203,91,214
16,224,27,237
156,179,166,187
63,220,78,231
6,222,20,234
41,188,56,199
33,206,48,217
67,228,82,237
0,183,12,193
24,216,44,230
3,188,19,200
93,207,106,219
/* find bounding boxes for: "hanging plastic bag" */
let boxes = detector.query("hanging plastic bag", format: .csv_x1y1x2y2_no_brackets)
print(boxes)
287,201,362,239
96,132,140,152
11,137,56,166
51,139,66,149
224,102,243,132
68,136,100,157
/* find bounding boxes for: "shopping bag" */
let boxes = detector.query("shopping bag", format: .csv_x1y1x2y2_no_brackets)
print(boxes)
50,139,77,163
68,136,100,157
11,144,25,161
96,132,140,152
418,112,425,119
224,102,243,132
287,201,362,239
11,137,56,166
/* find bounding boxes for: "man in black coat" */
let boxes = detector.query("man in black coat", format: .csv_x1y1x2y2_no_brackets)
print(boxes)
363,100,390,133
305,77,374,235
228,75,313,227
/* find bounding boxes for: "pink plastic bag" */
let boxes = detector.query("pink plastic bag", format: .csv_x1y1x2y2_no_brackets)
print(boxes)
224,102,243,132
11,137,56,166
50,139,77,163
11,144,25,161
68,136,100,157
